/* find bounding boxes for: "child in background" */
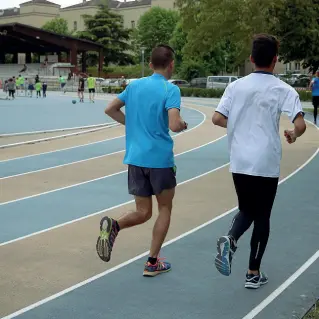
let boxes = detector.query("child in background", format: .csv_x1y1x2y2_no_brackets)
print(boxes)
28,78,34,97
35,81,42,98
3,80,9,99
7,78,15,100
42,82,47,98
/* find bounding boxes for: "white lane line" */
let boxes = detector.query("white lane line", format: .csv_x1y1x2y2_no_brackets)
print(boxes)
0,104,202,163
0,123,113,137
1,147,318,318
242,250,319,319
0,106,207,179
0,132,125,163
0,124,119,149
0,133,226,206
0,162,229,247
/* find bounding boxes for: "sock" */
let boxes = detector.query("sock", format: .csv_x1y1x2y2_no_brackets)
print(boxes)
147,257,157,265
115,221,120,232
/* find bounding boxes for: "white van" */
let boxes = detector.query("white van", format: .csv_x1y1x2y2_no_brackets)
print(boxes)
206,76,240,89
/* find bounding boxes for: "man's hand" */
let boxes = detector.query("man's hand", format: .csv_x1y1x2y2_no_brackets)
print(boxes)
284,129,297,144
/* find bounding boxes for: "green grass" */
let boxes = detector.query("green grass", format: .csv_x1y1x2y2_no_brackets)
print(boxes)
304,301,319,318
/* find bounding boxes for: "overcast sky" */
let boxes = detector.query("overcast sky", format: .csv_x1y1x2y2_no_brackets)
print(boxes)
1,0,133,9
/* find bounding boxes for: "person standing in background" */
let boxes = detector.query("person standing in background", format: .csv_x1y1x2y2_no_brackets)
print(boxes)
7,78,15,100
309,71,319,125
78,75,85,103
35,81,42,98
42,81,47,98
28,77,34,97
87,74,96,103
59,75,66,93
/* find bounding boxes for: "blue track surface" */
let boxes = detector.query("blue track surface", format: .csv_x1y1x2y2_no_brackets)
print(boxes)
0,95,113,134
0,107,203,178
1,96,318,319
0,137,228,244
11,150,319,319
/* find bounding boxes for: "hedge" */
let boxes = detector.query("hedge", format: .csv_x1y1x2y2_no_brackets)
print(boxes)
101,86,313,102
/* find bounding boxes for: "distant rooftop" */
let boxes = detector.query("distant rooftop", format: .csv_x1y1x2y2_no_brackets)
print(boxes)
20,0,60,6
62,0,152,10
0,0,152,17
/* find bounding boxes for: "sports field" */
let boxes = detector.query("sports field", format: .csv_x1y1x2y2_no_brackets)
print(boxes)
0,92,318,319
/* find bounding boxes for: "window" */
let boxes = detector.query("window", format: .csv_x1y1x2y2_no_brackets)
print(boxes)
286,62,292,71
73,21,77,31
131,20,135,29
295,62,300,71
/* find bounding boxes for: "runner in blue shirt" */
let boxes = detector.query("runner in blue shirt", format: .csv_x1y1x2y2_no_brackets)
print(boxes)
310,71,319,124
96,45,187,277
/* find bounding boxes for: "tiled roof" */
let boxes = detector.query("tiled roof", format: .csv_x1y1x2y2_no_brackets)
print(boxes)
62,0,151,10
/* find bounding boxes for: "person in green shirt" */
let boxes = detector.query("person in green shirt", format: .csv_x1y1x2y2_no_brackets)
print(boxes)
87,74,96,103
35,81,42,98
59,75,66,93
18,74,25,95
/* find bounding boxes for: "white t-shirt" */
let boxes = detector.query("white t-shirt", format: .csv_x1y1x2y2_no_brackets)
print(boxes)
216,72,304,178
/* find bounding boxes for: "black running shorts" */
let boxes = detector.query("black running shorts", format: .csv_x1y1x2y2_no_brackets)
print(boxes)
89,88,95,93
128,165,177,197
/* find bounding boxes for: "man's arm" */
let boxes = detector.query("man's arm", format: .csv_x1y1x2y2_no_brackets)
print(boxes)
282,91,306,144
168,108,187,132
284,113,306,144
212,84,232,128
212,112,228,128
166,86,187,132
105,97,125,125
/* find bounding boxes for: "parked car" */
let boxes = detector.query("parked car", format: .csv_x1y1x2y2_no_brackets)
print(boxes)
168,79,190,88
206,76,240,89
190,77,207,88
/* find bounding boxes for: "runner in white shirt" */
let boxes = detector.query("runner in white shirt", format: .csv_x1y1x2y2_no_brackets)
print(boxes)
212,34,306,289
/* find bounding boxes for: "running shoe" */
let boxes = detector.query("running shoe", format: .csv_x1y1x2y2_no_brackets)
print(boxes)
214,235,237,276
245,271,268,289
96,216,119,262
143,258,171,277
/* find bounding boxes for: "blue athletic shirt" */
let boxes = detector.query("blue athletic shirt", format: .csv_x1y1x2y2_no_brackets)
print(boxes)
117,73,181,168
312,77,319,96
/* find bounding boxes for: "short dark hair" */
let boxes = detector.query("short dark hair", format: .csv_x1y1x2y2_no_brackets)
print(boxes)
252,34,279,68
151,44,175,69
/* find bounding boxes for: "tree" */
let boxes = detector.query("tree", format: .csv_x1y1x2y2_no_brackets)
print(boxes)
268,0,319,73
42,17,70,35
169,22,188,67
133,7,179,60
78,3,133,66
175,0,274,65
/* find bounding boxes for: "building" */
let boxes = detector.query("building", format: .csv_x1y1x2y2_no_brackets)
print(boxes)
0,0,309,76
0,0,176,31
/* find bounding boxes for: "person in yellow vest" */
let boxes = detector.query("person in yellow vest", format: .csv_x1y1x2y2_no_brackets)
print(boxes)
18,74,25,96
87,74,96,103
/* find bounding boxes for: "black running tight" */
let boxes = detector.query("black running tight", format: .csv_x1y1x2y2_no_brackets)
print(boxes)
228,173,278,271
313,96,319,122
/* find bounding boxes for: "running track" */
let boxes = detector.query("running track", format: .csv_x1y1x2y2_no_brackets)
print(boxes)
0,93,318,319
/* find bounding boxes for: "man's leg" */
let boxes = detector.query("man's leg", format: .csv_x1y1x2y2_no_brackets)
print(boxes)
313,96,318,124
245,176,278,289
215,173,254,276
96,165,153,262
142,166,176,277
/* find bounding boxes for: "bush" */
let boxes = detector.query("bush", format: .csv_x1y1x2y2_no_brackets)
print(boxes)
179,87,312,101
297,90,312,101
101,86,124,94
